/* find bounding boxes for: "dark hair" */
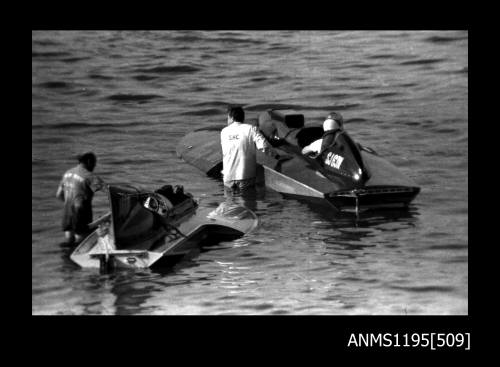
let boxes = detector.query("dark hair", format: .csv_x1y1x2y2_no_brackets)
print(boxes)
78,152,97,166
327,112,344,127
228,106,245,122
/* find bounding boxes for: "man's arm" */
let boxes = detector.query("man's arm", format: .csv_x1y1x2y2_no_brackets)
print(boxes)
252,126,280,159
56,181,64,201
301,139,322,156
89,175,106,193
301,144,315,155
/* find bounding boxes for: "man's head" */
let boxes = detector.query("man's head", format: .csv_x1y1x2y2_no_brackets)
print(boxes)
323,112,344,132
78,152,97,172
227,106,245,124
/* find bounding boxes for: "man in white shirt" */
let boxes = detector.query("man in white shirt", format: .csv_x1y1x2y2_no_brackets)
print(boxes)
301,112,344,156
221,106,280,192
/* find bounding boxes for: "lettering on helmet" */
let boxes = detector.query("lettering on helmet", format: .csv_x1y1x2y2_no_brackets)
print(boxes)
324,152,344,169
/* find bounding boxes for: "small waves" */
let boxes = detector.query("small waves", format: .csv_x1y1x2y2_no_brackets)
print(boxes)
267,44,297,52
350,63,377,69
318,92,356,99
399,58,447,66
398,82,419,88
215,37,267,46
32,136,68,144
191,86,210,92
32,121,145,131
133,65,201,74
372,92,400,98
400,121,425,127
106,94,163,102
424,35,468,44
245,103,360,112
402,119,435,127
441,255,468,264
191,101,230,108
367,54,410,60
425,243,468,251
180,108,223,117
245,103,297,111
60,56,92,63
88,73,114,80
250,77,268,82
35,82,100,98
107,157,161,166
431,127,460,134
171,34,205,43
238,303,275,312
32,51,71,58
388,285,456,293
37,81,70,89
346,118,368,124
133,75,158,81
32,52,92,64
309,103,361,111
32,39,61,46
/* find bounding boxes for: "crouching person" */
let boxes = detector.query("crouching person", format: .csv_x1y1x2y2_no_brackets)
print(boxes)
56,152,105,245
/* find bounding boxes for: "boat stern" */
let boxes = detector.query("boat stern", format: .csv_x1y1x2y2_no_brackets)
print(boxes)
70,232,164,269
326,185,421,212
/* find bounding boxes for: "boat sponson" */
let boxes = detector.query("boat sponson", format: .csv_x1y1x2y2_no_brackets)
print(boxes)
176,127,223,175
361,150,417,187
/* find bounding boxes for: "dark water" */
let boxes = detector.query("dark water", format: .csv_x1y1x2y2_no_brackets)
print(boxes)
32,31,468,315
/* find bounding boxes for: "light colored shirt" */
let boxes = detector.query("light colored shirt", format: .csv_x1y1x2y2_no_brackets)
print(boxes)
301,138,323,155
56,164,104,203
221,122,270,182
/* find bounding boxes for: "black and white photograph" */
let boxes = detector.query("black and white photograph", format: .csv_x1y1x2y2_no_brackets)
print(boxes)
32,30,468,318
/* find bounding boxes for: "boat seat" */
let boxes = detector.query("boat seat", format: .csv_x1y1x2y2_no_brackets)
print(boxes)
258,110,305,147
155,185,191,206
296,126,324,148
268,110,304,128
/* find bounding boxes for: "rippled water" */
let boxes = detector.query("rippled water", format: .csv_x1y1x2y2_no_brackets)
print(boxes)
32,30,468,315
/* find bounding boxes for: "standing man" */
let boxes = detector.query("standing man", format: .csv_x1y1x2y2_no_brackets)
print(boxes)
221,106,280,192
56,152,105,245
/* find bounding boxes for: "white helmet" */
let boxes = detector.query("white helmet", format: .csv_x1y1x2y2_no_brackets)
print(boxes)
323,112,344,131
323,118,337,131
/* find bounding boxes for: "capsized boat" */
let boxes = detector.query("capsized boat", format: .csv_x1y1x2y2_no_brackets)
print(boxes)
70,184,259,270
176,109,420,213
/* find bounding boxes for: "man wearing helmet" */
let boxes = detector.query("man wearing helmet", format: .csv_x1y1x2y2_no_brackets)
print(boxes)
301,112,344,156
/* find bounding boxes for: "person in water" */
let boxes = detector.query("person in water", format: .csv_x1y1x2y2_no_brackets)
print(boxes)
56,152,105,245
301,112,344,156
221,106,281,192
